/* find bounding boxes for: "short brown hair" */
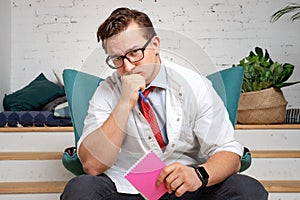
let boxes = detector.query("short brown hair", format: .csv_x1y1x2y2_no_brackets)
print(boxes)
96,7,156,45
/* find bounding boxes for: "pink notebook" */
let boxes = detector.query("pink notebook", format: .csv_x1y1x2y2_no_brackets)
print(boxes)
124,151,167,200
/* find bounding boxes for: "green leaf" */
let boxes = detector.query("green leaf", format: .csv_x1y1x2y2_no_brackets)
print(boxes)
242,82,250,92
248,65,256,78
254,65,264,78
240,59,245,66
270,3,300,23
259,81,273,90
281,63,294,82
291,11,300,21
242,78,253,92
252,81,258,91
247,55,257,64
273,62,283,82
262,59,271,67
265,49,270,60
261,70,271,82
274,81,300,88
270,62,277,73
255,47,263,58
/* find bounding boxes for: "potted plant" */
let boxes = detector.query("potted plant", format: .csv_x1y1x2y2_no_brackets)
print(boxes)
233,47,300,124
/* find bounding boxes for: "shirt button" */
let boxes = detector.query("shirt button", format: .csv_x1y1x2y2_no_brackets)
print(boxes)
148,136,152,140
179,93,182,96
177,118,180,122
171,143,175,147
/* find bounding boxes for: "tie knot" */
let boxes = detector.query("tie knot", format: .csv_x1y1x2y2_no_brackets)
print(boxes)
142,86,155,98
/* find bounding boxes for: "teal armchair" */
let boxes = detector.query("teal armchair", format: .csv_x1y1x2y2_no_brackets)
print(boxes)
62,69,103,175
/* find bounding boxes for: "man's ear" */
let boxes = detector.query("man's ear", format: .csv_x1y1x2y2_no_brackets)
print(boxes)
152,36,160,51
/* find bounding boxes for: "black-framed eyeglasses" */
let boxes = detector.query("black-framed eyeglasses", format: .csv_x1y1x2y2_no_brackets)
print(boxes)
105,37,153,69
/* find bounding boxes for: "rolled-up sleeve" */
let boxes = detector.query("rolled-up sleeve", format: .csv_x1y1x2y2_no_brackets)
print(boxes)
193,77,243,158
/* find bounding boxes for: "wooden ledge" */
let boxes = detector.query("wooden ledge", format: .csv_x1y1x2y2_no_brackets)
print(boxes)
0,181,67,194
0,180,299,194
235,124,300,129
260,180,300,193
0,126,73,132
0,152,62,160
251,150,300,158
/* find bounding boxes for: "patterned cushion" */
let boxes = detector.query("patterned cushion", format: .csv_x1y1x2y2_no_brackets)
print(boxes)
0,111,72,127
285,108,300,124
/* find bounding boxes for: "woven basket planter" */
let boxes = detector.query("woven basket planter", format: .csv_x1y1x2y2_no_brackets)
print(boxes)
237,87,288,124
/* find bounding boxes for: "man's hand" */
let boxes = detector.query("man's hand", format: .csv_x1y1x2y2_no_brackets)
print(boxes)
120,74,145,110
156,162,202,197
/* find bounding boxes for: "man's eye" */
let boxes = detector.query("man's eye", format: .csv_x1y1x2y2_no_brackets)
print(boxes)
128,50,140,56
112,57,122,61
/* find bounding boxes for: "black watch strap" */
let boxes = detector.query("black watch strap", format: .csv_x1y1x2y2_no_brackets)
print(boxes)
193,166,209,189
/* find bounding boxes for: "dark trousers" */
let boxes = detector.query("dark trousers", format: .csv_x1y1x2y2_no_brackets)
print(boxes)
61,173,268,200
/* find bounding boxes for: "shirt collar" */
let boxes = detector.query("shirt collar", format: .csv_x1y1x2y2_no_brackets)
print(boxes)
148,59,167,90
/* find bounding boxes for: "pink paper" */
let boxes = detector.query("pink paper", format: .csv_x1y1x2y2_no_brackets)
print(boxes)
125,151,167,200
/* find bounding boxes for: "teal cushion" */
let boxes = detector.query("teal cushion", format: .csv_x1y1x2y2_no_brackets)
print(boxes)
3,73,65,111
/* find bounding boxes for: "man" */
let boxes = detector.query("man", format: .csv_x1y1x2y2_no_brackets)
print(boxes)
61,7,268,199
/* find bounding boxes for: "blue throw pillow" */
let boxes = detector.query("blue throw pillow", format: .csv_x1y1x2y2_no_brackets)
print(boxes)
3,73,65,111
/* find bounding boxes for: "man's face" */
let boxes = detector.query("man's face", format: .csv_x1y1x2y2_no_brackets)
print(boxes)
105,22,160,85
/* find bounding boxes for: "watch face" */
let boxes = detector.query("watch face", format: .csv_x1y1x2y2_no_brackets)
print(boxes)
198,166,209,179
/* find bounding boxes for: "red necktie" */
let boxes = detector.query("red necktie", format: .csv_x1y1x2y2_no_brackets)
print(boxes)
139,87,165,149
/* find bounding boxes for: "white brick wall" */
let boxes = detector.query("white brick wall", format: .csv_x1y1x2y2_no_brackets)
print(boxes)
0,0,11,111
5,0,300,108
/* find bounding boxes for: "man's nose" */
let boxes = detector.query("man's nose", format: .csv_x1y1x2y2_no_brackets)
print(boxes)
123,58,135,72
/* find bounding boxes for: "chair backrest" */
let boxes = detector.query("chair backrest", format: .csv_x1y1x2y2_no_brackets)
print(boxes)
63,69,104,145
207,67,251,172
206,66,244,126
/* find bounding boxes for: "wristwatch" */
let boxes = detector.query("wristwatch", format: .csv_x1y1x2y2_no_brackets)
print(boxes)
193,166,209,189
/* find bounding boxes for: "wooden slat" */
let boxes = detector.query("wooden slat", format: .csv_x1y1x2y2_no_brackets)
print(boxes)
0,180,299,194
0,181,67,194
235,124,300,129
260,180,300,193
251,150,300,158
0,126,73,132
0,152,62,160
